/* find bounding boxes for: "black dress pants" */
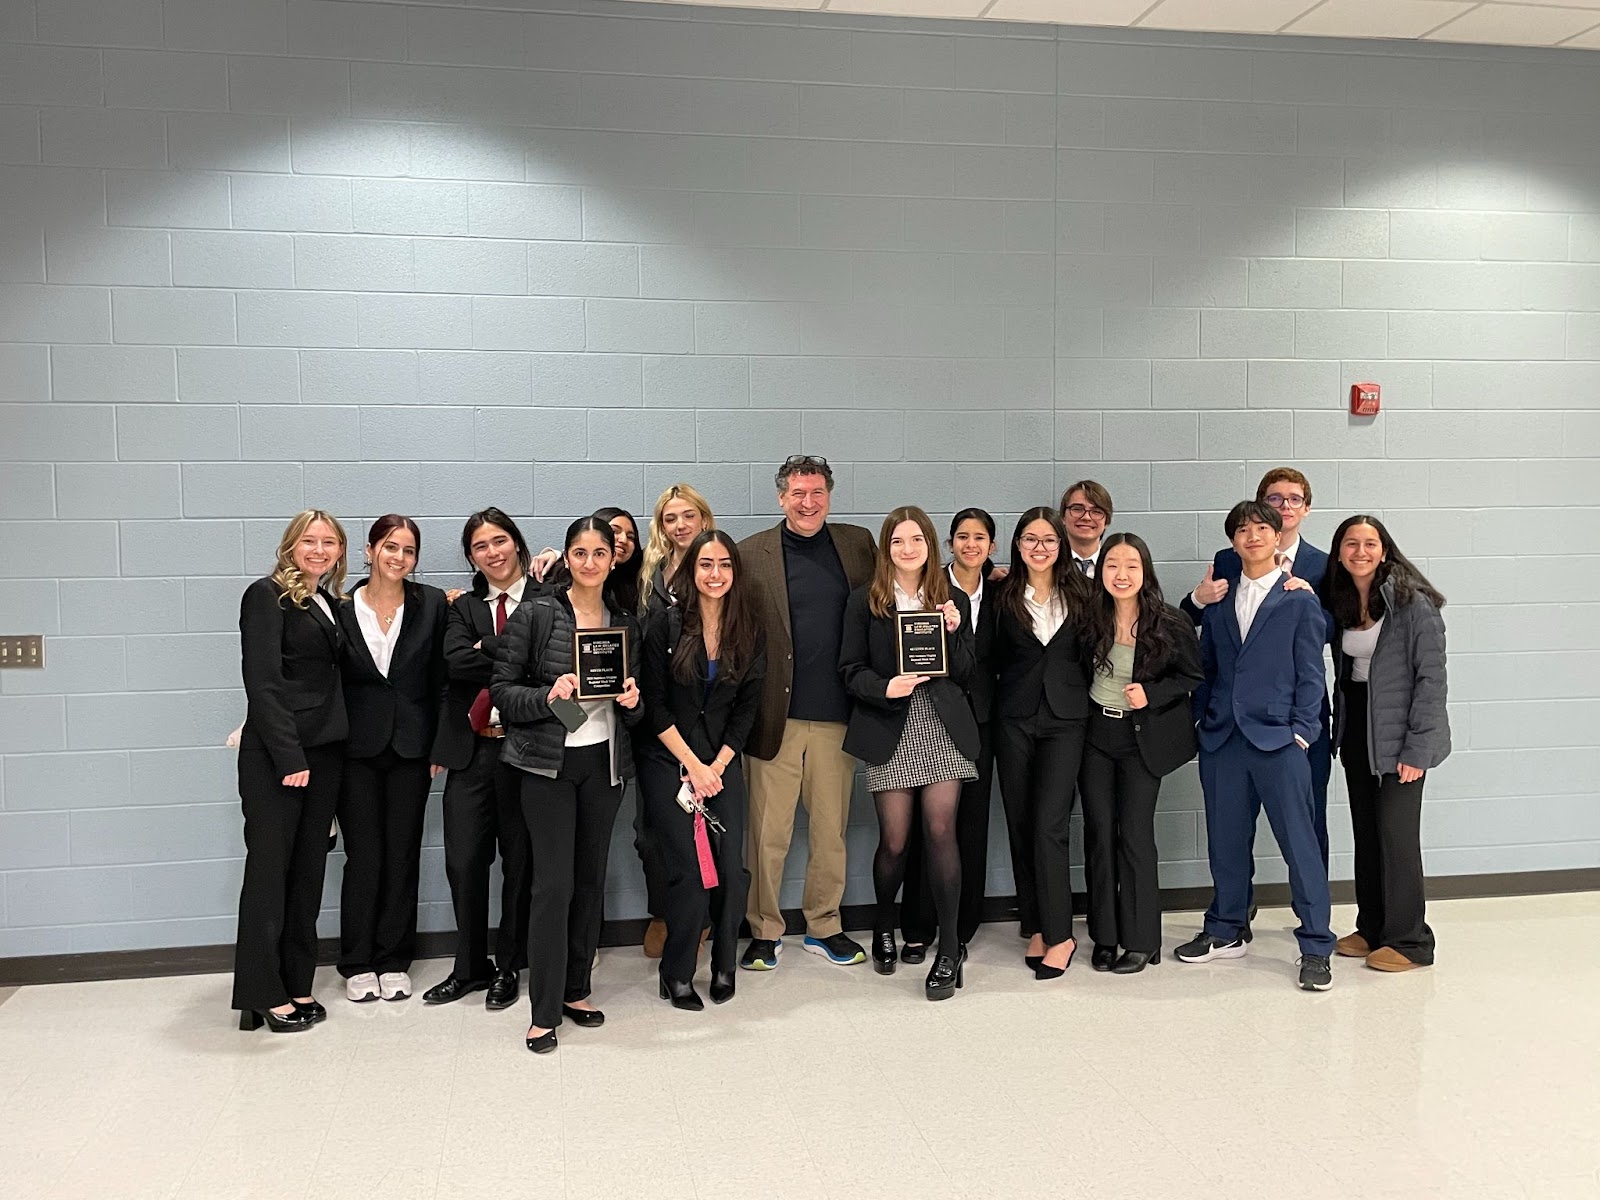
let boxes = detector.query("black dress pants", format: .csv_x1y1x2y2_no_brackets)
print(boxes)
1080,711,1163,954
631,780,670,921
901,720,993,946
337,747,431,977
995,708,1086,946
443,735,531,980
232,742,344,1011
520,742,623,1030
1341,682,1434,964
638,750,749,984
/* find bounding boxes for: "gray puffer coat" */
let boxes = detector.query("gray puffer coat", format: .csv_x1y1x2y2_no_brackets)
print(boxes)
1330,579,1450,776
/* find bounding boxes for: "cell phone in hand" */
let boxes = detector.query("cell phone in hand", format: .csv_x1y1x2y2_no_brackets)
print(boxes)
549,696,588,734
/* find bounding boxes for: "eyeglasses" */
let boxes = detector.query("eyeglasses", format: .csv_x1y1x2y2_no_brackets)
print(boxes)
1019,535,1060,550
1263,494,1307,511
1064,504,1108,521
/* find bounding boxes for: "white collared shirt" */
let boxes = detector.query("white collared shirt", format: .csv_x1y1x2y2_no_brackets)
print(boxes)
892,580,924,613
1234,568,1281,642
1024,584,1066,644
354,587,404,677
1277,537,1301,570
948,564,983,629
1071,545,1101,578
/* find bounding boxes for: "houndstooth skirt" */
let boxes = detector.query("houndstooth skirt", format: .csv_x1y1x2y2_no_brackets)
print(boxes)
865,688,977,792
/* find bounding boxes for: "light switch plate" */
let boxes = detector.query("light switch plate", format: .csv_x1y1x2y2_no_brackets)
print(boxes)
0,635,44,668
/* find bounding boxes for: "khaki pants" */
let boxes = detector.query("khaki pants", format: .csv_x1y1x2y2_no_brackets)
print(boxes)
745,719,855,940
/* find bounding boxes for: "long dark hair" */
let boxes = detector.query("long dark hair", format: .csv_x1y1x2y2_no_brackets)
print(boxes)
1320,514,1446,629
1085,533,1175,675
667,530,760,684
996,507,1092,630
594,505,641,614
460,507,531,598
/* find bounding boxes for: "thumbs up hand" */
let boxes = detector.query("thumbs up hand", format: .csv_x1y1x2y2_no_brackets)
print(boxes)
1192,563,1229,606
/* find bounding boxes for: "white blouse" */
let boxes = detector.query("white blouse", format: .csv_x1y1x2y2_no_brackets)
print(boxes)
1342,618,1384,684
353,588,404,677
1023,584,1066,644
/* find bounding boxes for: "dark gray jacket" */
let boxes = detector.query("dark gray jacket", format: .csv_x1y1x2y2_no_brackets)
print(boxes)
1330,580,1450,776
489,590,642,781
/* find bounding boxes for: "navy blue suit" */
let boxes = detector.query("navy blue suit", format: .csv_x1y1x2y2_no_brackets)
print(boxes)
1182,541,1334,868
1194,578,1334,955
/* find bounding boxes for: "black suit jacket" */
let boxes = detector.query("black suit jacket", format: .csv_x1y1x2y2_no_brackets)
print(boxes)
432,587,509,771
1116,606,1203,779
956,578,999,725
338,579,448,761
839,586,979,766
238,576,348,777
993,593,1090,721
639,608,768,764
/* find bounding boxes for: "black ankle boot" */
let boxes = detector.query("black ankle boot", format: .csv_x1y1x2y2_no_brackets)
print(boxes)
709,969,735,1004
659,976,704,1011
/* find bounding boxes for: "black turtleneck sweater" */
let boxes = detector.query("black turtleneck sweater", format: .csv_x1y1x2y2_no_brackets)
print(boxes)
782,522,851,723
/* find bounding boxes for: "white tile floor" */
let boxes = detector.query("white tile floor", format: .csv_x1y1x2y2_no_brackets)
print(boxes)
2,895,1598,1200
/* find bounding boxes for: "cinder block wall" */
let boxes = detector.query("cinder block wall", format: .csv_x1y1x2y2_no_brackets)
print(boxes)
2,0,1597,957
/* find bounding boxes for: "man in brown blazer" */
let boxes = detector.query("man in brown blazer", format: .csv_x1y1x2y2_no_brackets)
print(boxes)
737,455,877,970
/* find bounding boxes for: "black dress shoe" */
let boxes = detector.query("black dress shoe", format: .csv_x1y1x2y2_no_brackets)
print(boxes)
899,942,927,965
871,931,897,975
485,969,519,1011
1111,949,1160,974
239,1007,315,1033
526,1029,557,1054
709,969,735,1005
1091,944,1118,972
659,977,704,1011
925,945,966,1001
561,1003,605,1028
291,998,327,1024
1034,938,1077,980
422,975,489,1006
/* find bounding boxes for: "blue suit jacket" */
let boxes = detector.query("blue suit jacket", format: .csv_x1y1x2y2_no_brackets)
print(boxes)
1194,582,1327,755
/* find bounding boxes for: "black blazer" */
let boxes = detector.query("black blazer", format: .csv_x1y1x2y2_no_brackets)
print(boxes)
992,589,1091,721
640,608,768,764
238,576,348,777
1108,606,1203,778
338,579,448,761
839,586,979,766
432,585,516,771
953,576,999,724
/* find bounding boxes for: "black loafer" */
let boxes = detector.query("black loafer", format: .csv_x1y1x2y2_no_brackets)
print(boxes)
526,1029,557,1054
422,975,489,1006
561,1003,605,1028
899,942,927,965
485,969,520,1011
871,931,897,975
1091,944,1118,972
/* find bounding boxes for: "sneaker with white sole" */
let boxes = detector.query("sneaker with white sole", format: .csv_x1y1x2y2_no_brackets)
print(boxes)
1297,954,1333,991
802,932,866,965
346,971,381,1002
378,971,412,1001
1174,932,1248,963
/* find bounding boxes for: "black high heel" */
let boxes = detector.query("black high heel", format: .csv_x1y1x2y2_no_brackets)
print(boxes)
659,977,704,1012
291,998,327,1024
1024,954,1043,972
1034,938,1077,980
871,931,897,975
239,1007,314,1033
925,945,966,1001
1091,944,1118,972
1111,948,1160,974
709,970,735,1005
526,1028,557,1054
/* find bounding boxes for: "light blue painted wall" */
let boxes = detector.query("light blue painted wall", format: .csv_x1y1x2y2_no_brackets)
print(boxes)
2,0,1598,957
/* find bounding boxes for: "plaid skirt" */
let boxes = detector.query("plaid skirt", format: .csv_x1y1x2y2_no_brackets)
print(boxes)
865,688,977,792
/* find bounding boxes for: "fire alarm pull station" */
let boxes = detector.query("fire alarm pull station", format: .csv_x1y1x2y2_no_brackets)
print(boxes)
1350,382,1380,416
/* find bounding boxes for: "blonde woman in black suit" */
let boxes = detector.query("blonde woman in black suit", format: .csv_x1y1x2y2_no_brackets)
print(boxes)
232,510,350,1032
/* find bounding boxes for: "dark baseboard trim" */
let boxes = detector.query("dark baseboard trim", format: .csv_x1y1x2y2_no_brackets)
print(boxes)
3,867,1596,988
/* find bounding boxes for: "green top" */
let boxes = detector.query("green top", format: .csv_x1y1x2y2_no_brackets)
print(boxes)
1090,641,1135,711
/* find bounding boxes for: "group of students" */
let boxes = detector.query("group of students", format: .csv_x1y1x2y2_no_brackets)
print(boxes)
230,456,1450,1052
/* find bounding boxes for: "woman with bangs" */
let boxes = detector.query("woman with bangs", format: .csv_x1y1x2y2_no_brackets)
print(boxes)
335,514,449,1006
233,510,351,1032
840,506,977,1000
992,506,1094,981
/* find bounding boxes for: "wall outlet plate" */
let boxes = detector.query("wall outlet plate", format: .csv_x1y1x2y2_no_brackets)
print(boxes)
0,635,44,669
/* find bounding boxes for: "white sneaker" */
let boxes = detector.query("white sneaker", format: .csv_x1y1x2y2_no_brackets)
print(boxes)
346,971,380,1002
378,971,412,1001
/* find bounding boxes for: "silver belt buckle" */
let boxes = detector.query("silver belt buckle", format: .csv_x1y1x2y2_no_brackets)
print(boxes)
1100,706,1124,719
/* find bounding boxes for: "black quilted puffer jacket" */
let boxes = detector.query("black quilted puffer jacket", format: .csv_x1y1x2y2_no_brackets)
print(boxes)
489,589,643,780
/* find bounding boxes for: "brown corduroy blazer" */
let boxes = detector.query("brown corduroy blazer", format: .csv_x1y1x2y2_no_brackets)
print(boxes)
737,520,877,761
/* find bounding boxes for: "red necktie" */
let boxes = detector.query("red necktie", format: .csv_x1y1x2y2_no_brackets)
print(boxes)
468,592,509,733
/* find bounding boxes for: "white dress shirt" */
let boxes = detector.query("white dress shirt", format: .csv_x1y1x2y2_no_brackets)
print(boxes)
1024,584,1066,644
948,565,983,629
312,593,333,622
892,580,924,613
1071,545,1101,578
1192,537,1299,610
354,587,405,677
1234,568,1281,643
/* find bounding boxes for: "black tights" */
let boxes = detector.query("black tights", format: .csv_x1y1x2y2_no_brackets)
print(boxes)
873,781,962,960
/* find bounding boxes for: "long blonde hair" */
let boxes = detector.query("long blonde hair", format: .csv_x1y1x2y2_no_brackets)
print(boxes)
638,483,715,614
869,506,949,619
271,509,349,608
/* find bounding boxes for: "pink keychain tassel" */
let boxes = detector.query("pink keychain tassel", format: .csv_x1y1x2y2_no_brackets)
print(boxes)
693,811,719,889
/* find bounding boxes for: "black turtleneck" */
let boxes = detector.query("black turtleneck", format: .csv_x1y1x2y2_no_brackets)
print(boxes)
781,522,850,722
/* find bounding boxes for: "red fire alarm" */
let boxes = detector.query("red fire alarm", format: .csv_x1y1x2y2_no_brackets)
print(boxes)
1350,382,1380,416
